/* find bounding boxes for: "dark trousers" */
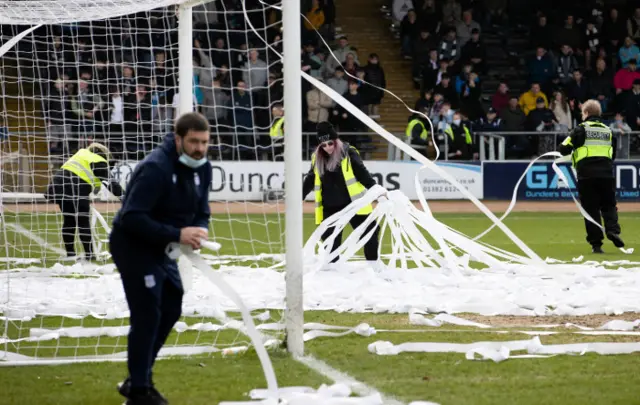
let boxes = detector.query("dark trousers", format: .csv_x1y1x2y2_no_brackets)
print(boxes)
117,258,183,388
321,205,380,262
58,197,92,257
577,177,621,247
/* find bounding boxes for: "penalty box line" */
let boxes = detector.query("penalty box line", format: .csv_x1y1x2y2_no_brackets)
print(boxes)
295,354,406,405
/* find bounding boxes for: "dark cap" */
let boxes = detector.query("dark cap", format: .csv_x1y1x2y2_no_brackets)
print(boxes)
536,96,545,103
487,107,497,114
317,121,338,143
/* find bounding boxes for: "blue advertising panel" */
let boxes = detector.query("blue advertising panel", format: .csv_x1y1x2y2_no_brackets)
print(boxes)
483,161,640,201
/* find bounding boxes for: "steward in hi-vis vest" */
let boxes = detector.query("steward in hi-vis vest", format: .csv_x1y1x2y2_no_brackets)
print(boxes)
45,143,123,260
558,99,625,253
302,121,381,266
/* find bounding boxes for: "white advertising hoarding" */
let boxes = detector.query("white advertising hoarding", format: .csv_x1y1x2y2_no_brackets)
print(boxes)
112,160,483,201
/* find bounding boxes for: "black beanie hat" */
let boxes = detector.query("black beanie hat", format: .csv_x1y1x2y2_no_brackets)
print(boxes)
316,121,338,143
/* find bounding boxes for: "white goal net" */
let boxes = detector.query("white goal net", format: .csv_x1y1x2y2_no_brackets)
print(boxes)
0,0,296,371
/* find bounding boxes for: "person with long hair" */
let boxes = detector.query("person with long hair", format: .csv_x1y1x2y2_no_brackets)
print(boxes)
45,143,123,260
549,90,573,131
302,121,380,266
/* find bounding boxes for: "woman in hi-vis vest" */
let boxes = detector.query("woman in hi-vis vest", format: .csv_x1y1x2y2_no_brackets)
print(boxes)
302,121,381,267
45,143,123,261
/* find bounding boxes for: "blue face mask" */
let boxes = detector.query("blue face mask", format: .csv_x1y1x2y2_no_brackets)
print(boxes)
178,153,207,169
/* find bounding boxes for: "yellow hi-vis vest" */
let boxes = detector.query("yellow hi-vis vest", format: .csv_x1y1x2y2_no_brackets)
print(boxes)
270,117,284,138
311,146,373,225
61,149,108,189
445,125,472,144
406,119,427,140
561,120,613,167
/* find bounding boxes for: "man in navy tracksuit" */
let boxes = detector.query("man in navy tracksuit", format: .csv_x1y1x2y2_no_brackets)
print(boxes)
110,112,212,405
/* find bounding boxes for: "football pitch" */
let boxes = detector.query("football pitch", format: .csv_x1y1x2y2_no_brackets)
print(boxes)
2,210,640,405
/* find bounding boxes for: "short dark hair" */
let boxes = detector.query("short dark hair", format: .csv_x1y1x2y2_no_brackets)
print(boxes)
174,112,210,137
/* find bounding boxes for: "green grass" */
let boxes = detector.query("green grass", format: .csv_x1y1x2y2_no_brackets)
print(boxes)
2,211,640,404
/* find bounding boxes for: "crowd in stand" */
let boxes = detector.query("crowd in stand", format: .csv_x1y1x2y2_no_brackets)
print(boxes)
30,0,387,161
398,0,639,159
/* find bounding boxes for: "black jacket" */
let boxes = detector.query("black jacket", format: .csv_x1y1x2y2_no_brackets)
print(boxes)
302,143,376,209
558,116,617,179
110,134,212,286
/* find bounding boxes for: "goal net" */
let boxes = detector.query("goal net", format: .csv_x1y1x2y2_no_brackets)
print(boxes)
0,0,294,372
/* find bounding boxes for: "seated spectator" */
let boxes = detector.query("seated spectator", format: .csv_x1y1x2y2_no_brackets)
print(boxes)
442,0,462,28
327,67,349,98
455,10,480,47
604,8,626,68
438,28,461,68
555,45,579,87
393,0,414,25
610,111,632,159
530,14,553,52
418,49,439,91
627,7,640,43
415,90,433,115
363,53,386,118
401,9,421,58
584,20,600,69
444,111,472,160
589,58,613,112
462,28,486,75
519,82,548,115
413,29,437,81
327,36,359,76
428,92,445,119
303,0,325,44
556,15,582,56
625,79,640,130
549,90,572,131
613,59,640,98
434,58,450,87
455,63,474,94
343,52,360,77
306,80,334,131
619,37,640,68
527,47,554,88
502,96,525,131
434,73,459,109
303,43,324,78
416,0,441,36
525,97,558,155
434,100,454,132
491,82,509,115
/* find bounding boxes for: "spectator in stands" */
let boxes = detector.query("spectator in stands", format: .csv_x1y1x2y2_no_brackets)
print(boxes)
72,77,105,136
413,29,437,82
455,63,473,94
438,28,461,68
121,65,136,96
243,49,269,92
304,43,324,78
435,58,450,86
363,53,386,118
525,97,558,155
584,20,600,69
610,112,632,159
47,35,74,80
491,82,509,114
502,96,526,131
462,28,486,74
327,67,348,98
549,90,573,131
627,7,640,42
484,0,507,28
625,79,640,131
327,36,359,76
460,71,483,120
211,38,231,69
419,49,440,91
434,100,454,132
306,79,334,131
232,80,255,157
603,8,626,69
528,47,554,89
555,45,580,87
456,10,480,47
428,92,444,119
303,0,325,44
614,59,640,109
338,80,365,134
444,111,472,160
124,83,153,156
556,15,582,55
415,90,433,116
217,64,232,93
203,75,230,131
416,0,441,35
530,15,554,54
519,82,548,115
108,85,125,136
393,0,414,25
475,107,502,160
47,78,71,154
434,73,459,109
401,9,421,58
343,52,359,77
442,0,462,27
567,70,590,121
589,58,613,112
619,37,640,68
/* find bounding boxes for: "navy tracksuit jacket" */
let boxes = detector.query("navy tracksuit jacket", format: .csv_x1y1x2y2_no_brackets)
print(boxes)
109,133,211,389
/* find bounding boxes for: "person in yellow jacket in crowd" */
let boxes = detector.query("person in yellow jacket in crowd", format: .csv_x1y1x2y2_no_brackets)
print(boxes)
302,121,380,264
269,104,285,160
518,82,548,115
559,99,625,254
45,143,123,260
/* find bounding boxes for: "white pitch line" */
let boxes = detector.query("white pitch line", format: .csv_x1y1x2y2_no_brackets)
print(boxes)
295,354,407,405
